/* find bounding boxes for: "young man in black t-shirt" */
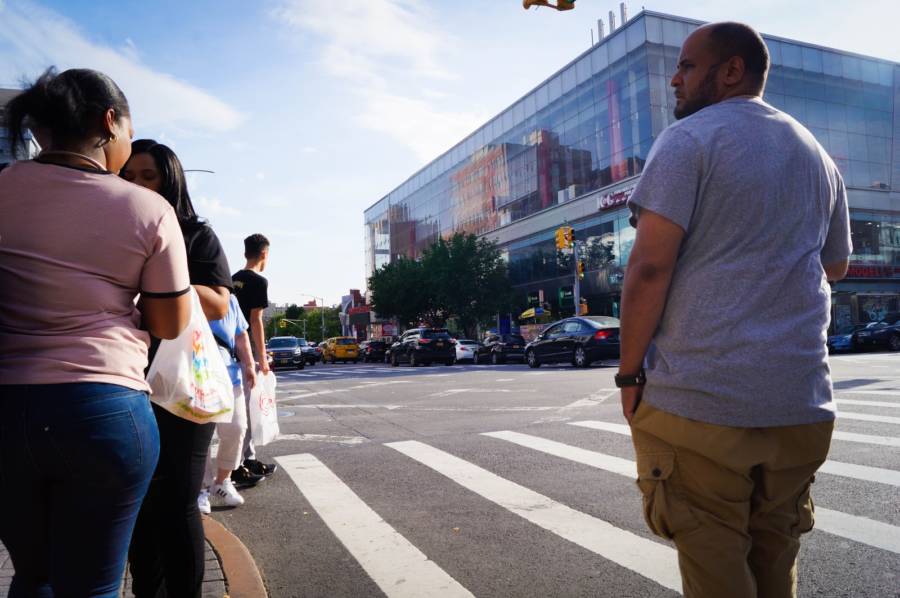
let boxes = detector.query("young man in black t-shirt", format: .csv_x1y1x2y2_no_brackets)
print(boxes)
231,233,277,480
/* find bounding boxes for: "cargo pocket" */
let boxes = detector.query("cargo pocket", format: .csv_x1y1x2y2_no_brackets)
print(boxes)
791,477,816,537
635,451,699,540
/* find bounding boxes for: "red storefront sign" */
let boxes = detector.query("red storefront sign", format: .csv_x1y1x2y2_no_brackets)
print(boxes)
846,265,900,278
598,185,635,211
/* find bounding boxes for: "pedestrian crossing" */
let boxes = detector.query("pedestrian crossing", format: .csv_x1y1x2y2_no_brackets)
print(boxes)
273,402,900,597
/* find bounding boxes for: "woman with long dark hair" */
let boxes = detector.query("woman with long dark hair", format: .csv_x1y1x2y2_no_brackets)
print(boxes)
121,140,232,597
0,68,191,596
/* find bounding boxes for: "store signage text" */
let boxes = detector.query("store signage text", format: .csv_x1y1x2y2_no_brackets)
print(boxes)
846,265,900,278
598,185,636,211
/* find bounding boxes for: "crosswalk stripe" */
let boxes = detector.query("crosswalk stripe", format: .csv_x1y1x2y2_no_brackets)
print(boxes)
836,399,900,408
817,461,900,487
275,453,474,598
816,509,900,554
486,430,900,554
571,419,900,448
385,440,682,594
570,420,900,483
836,390,900,396
837,411,900,425
831,431,900,447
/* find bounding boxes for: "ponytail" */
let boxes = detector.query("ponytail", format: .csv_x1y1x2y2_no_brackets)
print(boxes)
2,67,130,156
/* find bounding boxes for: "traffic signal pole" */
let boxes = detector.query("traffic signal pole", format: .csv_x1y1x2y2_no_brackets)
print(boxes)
573,241,580,317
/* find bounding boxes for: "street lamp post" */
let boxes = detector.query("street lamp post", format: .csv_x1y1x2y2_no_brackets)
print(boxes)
299,294,326,342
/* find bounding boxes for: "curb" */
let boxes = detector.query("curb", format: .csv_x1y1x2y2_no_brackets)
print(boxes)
203,516,268,598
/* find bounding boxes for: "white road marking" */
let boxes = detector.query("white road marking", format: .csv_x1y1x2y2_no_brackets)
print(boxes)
836,399,900,408
837,390,900,397
816,508,900,554
279,380,413,402
838,411,900,425
570,421,900,484
385,440,682,594
486,430,900,554
560,389,618,411
273,433,368,445
276,453,474,598
832,431,900,447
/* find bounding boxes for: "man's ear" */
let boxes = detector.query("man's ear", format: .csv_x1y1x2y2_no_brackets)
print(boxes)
722,56,746,87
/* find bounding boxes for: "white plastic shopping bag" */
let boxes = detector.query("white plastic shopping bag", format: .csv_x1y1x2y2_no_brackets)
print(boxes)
146,288,234,424
249,371,279,445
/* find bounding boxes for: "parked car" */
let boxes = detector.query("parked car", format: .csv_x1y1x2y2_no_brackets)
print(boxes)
360,340,388,363
851,313,900,352
295,337,320,365
827,324,868,353
321,337,361,363
266,336,306,369
525,316,620,368
390,328,456,366
455,339,480,362
475,333,527,364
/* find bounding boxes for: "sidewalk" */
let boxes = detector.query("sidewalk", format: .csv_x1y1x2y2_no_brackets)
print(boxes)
0,516,263,597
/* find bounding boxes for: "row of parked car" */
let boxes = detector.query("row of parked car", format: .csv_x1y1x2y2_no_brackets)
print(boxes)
827,312,900,353
264,315,622,370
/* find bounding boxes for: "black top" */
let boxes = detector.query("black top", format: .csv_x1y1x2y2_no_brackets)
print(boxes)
183,222,232,289
147,221,231,366
232,269,268,327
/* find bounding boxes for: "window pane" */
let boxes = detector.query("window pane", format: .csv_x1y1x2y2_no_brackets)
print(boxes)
826,102,847,131
806,99,828,128
591,43,609,74
608,31,627,62
646,15,663,43
662,18,684,47
626,16,646,51
548,74,563,102
843,56,862,81
822,51,842,77
765,39,782,65
802,47,823,73
562,65,577,94
860,59,880,84
781,43,802,69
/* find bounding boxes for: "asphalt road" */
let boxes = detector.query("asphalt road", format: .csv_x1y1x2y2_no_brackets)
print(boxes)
212,352,900,598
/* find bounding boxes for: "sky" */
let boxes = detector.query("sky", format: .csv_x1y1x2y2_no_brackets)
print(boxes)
1,0,898,306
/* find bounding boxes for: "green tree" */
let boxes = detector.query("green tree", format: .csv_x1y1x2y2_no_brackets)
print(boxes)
284,303,304,319
368,233,515,338
301,306,342,343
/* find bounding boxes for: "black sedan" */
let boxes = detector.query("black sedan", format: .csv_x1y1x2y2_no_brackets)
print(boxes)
390,328,456,366
360,340,388,363
525,316,620,368
851,313,900,352
296,338,320,365
475,333,527,364
266,336,306,369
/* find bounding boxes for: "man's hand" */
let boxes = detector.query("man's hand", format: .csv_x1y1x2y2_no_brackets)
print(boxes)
259,359,271,376
243,363,257,390
621,386,644,424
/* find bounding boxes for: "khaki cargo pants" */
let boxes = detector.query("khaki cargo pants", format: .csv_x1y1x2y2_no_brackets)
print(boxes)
630,402,834,598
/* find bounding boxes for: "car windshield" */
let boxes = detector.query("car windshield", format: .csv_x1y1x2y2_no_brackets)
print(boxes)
296,339,309,346
336,338,357,345
268,338,297,348
501,335,525,343
422,329,451,339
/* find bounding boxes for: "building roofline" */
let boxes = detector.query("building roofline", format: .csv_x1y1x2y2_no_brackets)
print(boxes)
364,9,899,216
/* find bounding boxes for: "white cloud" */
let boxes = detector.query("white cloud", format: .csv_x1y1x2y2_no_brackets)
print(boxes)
195,195,241,217
0,0,243,134
272,0,481,163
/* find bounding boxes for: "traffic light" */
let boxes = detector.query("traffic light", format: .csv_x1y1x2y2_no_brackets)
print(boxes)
523,0,576,11
279,319,287,329
577,260,585,279
555,226,574,250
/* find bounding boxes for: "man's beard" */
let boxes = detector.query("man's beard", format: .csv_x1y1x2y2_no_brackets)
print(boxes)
674,65,720,120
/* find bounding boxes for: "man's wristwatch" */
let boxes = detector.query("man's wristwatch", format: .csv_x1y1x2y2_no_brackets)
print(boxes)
615,369,646,388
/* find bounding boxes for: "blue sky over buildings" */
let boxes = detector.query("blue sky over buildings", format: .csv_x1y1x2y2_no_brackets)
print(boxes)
1,0,898,305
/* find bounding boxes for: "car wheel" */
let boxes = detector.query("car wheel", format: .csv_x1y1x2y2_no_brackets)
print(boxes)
353,360,359,364
473,353,480,365
410,352,418,367
527,350,541,368
890,335,900,352
391,354,399,367
445,358,455,366
573,346,588,368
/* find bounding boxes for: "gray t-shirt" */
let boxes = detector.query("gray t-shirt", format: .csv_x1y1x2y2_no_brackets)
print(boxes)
628,97,851,428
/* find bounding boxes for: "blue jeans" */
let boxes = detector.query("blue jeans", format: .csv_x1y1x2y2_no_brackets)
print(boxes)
0,383,160,597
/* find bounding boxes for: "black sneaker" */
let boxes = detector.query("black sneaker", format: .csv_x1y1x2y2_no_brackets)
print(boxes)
231,465,264,488
244,458,277,477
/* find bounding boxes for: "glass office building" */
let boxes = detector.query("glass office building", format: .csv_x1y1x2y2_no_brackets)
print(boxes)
364,11,900,327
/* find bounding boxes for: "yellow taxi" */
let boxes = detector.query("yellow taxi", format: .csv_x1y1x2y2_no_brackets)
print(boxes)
321,337,360,364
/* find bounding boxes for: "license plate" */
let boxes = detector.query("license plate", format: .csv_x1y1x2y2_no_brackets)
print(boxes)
436,342,443,347
511,345,520,348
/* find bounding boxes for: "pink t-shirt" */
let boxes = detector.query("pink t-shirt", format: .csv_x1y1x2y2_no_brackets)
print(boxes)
0,160,190,391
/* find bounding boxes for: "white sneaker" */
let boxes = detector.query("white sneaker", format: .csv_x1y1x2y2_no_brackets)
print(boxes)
197,489,212,514
211,478,245,507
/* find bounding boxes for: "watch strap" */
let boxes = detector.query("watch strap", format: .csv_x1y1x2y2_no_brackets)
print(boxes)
615,369,646,388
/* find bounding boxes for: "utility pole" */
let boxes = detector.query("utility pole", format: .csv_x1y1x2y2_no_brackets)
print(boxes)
573,240,580,317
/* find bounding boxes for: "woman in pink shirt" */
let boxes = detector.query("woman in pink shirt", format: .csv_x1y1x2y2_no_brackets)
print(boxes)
0,68,191,597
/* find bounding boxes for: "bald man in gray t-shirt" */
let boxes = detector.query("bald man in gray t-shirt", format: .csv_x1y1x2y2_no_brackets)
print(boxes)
617,22,851,597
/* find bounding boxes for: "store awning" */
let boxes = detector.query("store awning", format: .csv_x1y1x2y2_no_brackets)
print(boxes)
519,307,545,320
